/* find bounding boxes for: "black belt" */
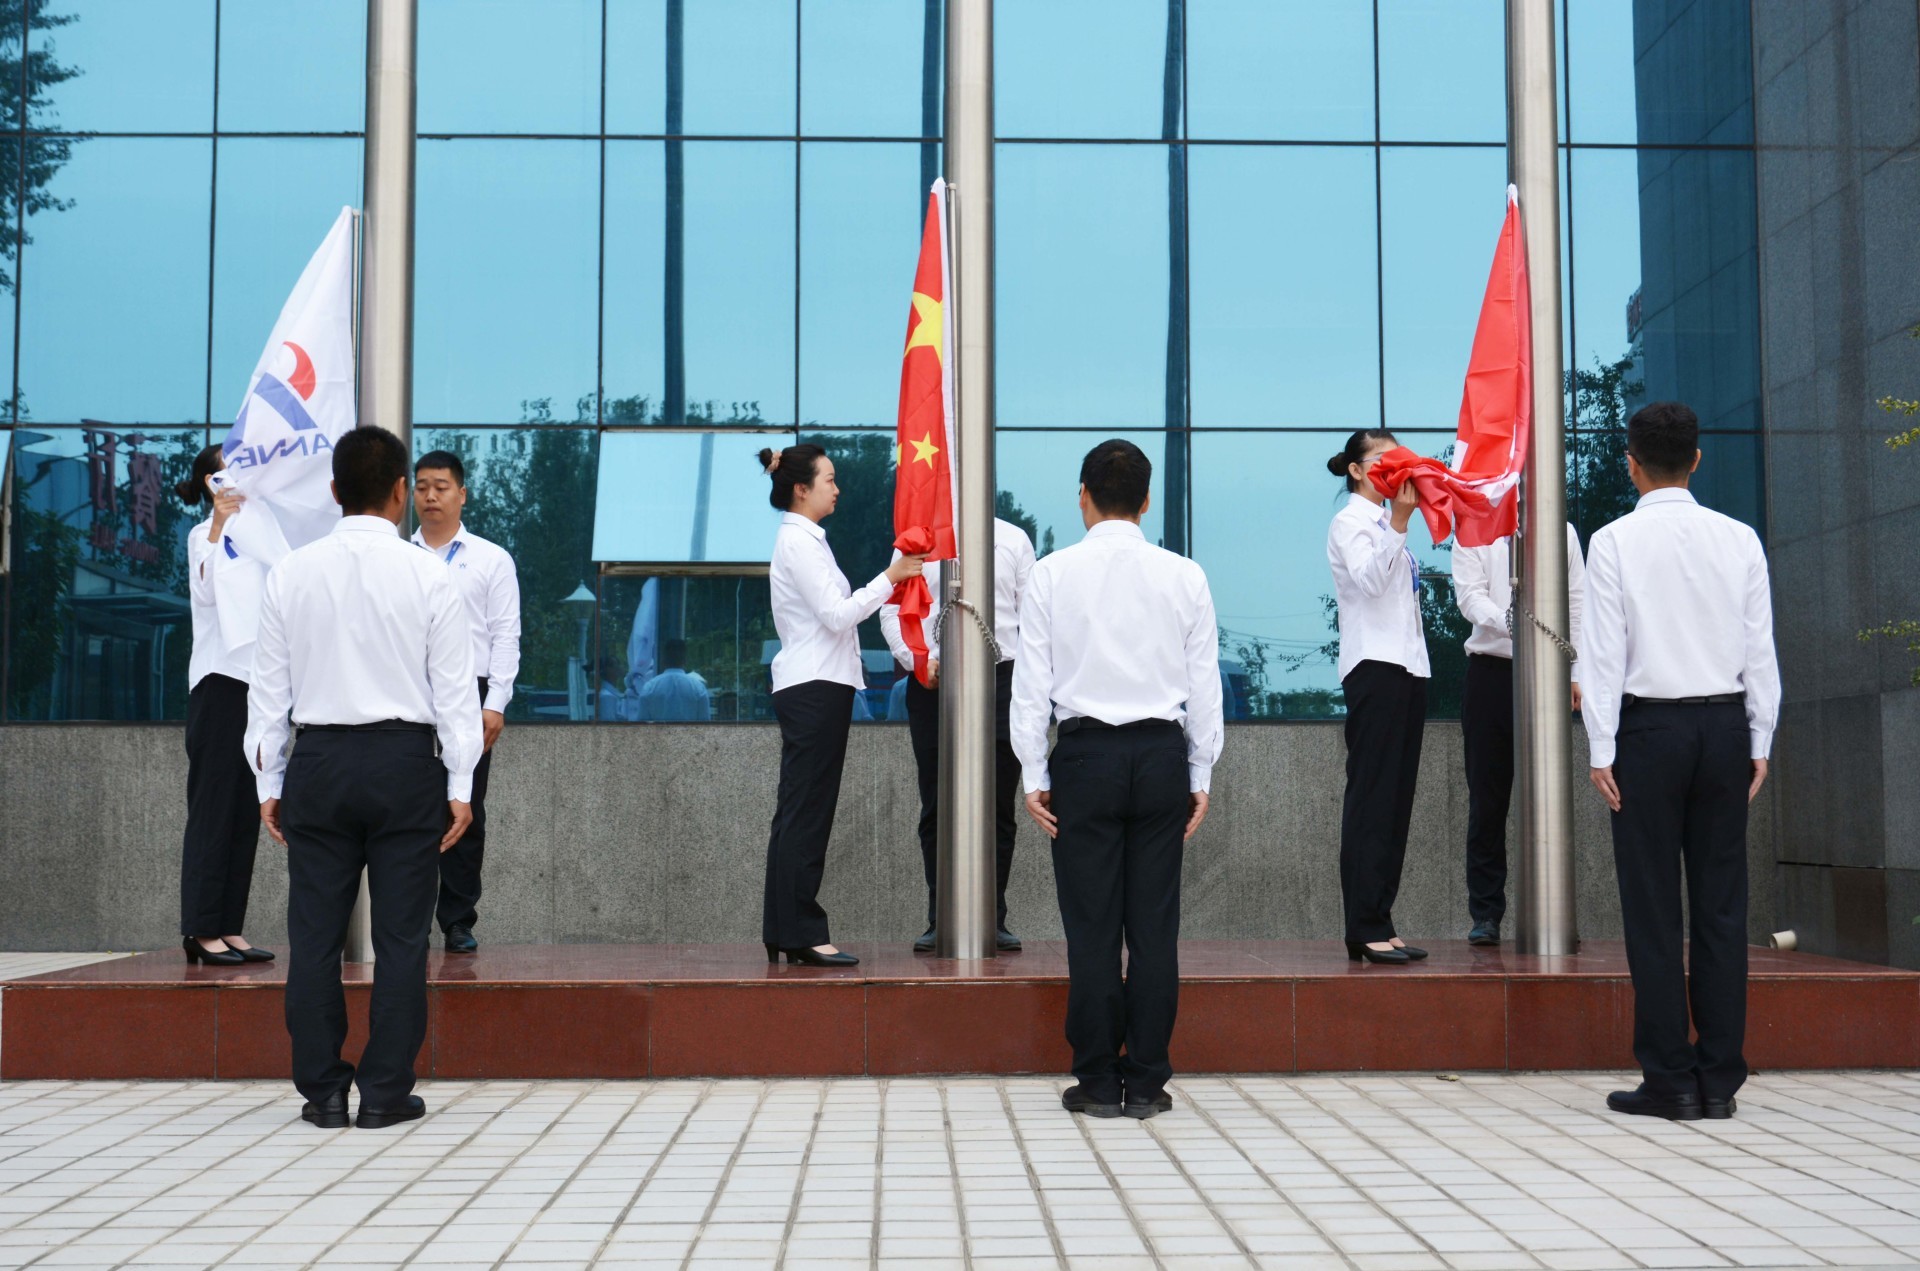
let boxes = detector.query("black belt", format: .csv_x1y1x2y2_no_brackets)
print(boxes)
1623,693,1745,707
296,720,435,734
1058,716,1179,737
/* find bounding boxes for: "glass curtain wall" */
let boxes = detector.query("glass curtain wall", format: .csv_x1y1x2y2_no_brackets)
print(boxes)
1,0,365,720
2,0,1764,723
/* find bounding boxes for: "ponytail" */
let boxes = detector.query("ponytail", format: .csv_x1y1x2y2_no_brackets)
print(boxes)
756,443,825,511
176,444,223,508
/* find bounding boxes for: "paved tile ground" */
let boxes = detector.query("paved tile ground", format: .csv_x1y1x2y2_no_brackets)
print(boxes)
0,1072,1916,1271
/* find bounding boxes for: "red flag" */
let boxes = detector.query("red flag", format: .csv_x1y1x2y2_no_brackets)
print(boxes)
1367,186,1532,549
890,181,957,685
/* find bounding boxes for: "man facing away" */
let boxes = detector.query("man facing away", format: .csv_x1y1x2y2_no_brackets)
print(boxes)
1452,522,1586,946
1582,401,1780,1122
411,450,521,954
637,638,713,721
246,426,483,1130
880,515,1036,952
1012,439,1223,1121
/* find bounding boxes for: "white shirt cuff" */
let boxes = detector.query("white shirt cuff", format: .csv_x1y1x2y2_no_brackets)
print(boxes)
483,684,512,713
1188,763,1212,795
448,773,473,803
255,773,283,802
1750,728,1772,762
1569,662,1582,683
1023,764,1051,794
1589,739,1616,770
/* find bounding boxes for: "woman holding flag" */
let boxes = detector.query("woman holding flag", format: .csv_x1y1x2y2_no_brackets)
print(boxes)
759,444,926,967
177,445,273,966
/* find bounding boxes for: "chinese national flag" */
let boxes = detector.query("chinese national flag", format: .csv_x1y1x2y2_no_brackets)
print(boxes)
1366,185,1532,548
891,181,957,686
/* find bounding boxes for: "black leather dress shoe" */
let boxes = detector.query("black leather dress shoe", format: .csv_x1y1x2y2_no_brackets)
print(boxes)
444,924,477,954
1606,1087,1703,1121
233,945,275,963
1704,1097,1737,1119
996,927,1022,952
1345,941,1410,965
1061,1084,1122,1119
913,927,936,953
765,944,860,966
356,1095,426,1129
1394,943,1429,960
1468,922,1501,946
1124,1090,1173,1120
301,1091,349,1129
183,936,246,966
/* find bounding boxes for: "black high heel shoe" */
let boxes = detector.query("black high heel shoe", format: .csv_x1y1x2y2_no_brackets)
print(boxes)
1392,943,1428,960
1345,941,1410,965
183,936,246,966
765,943,860,967
231,945,275,963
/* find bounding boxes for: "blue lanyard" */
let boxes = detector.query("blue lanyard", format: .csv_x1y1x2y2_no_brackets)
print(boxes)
222,536,238,560
442,540,462,565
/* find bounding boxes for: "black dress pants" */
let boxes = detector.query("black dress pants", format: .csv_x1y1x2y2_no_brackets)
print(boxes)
1049,720,1188,1104
180,673,262,937
1340,660,1427,944
282,727,445,1109
1461,653,1515,927
436,677,492,933
1610,700,1751,1103
906,660,1020,929
764,680,856,949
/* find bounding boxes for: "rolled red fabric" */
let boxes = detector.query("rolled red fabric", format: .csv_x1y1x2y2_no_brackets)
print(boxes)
889,525,938,686
1365,446,1509,546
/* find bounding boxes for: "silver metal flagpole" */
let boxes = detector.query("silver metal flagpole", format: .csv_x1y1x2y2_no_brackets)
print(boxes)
934,0,998,961
346,0,418,965
1507,0,1578,957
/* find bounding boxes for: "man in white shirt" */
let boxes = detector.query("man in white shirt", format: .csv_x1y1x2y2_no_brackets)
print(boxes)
1013,440,1223,1122
880,516,1036,952
636,638,713,721
411,451,522,954
246,427,483,1131
1582,402,1780,1123
1452,525,1586,946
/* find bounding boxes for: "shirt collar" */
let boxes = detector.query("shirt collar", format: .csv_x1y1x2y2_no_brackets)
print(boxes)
410,521,469,550
1635,487,1698,510
1343,492,1386,518
336,515,400,537
781,511,827,541
1084,519,1145,543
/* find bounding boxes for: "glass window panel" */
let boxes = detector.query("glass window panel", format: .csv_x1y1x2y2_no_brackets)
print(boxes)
604,140,796,427
801,0,938,137
606,0,797,137
1378,0,1505,143
1187,0,1373,142
413,427,599,722
995,430,1166,559
4,425,205,721
417,0,599,135
1571,148,1758,431
217,0,366,133
1381,146,1509,430
415,140,598,425
593,430,789,563
1188,146,1378,428
1566,0,1752,146
997,144,1169,428
995,0,1167,139
210,140,363,428
0,139,16,408
19,138,211,424
1190,429,1460,720
29,0,213,134
0,10,22,131
800,143,922,429
597,574,776,721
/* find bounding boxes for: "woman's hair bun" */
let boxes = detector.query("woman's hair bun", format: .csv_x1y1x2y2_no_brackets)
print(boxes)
755,447,776,471
1326,451,1351,477
173,477,201,503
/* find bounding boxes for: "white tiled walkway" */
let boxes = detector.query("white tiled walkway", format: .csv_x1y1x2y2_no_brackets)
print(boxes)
0,1073,1916,1271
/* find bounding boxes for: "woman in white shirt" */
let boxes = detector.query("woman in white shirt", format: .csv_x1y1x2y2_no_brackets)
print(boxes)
177,446,273,966
1326,429,1429,967
758,445,924,967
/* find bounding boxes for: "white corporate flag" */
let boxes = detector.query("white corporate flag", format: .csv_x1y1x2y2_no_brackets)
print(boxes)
219,205,357,567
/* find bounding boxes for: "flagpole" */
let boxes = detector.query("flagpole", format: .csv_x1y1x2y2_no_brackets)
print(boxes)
935,0,998,961
1507,0,1578,957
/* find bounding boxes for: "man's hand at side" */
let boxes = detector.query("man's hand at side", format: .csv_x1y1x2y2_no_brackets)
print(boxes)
441,800,473,852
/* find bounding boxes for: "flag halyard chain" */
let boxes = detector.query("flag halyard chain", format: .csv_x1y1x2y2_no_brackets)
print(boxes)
1505,588,1577,661
931,596,1005,663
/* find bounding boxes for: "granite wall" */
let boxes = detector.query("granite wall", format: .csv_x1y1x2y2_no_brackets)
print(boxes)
1752,0,1920,968
0,721,1777,953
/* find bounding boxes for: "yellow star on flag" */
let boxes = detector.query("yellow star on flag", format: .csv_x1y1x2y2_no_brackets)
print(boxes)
904,290,943,359
910,431,940,467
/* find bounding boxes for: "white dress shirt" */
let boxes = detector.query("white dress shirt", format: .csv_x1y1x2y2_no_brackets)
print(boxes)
244,515,484,803
879,517,1036,667
1327,493,1430,681
186,517,260,688
768,511,894,693
637,668,713,721
410,523,521,713
1453,523,1587,678
1580,488,1781,769
1011,519,1224,795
